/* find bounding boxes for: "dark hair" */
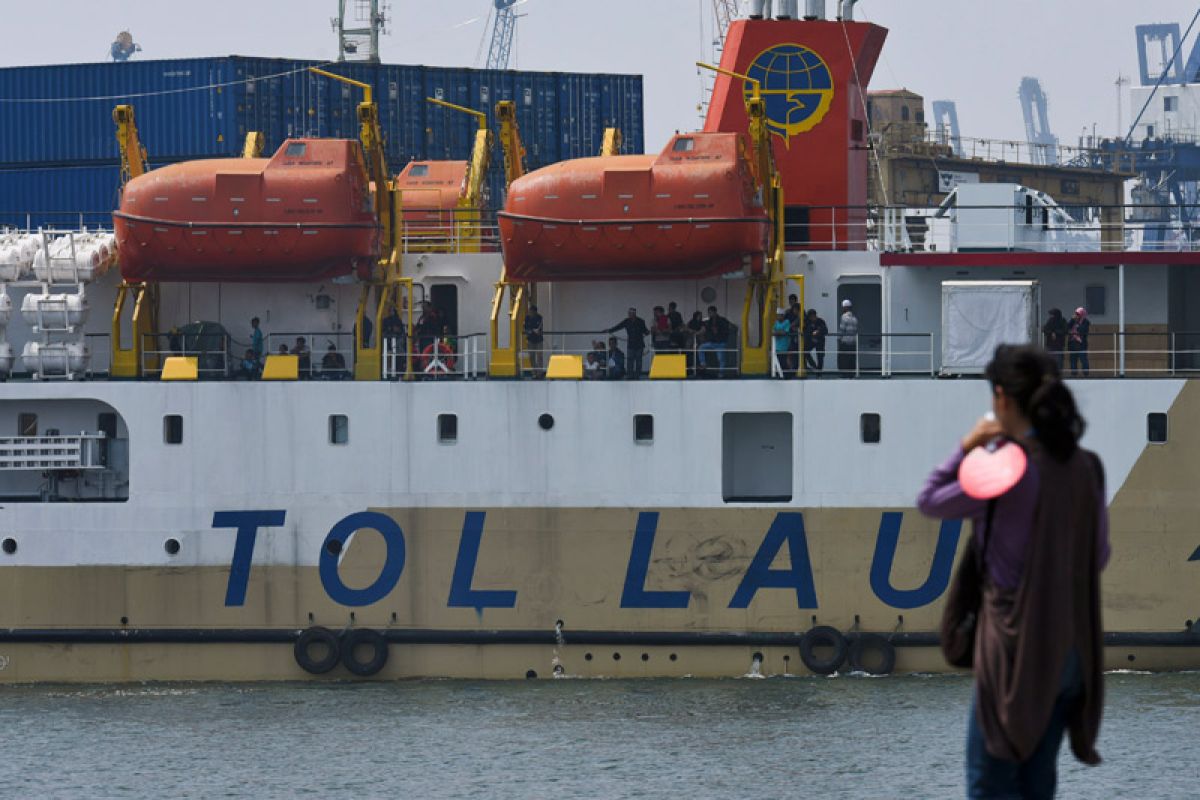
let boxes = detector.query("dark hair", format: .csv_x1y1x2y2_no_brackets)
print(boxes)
985,344,1085,461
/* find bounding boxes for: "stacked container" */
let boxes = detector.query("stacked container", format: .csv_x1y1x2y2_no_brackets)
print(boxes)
0,56,645,228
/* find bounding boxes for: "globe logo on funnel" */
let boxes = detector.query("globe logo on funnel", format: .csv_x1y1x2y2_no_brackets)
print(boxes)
743,43,835,142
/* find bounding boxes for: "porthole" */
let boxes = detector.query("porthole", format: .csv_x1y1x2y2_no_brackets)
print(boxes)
700,286,718,304
538,413,555,431
1,538,15,555
641,653,649,661
585,652,594,661
525,669,538,679
326,539,343,556
164,538,181,556
612,652,621,661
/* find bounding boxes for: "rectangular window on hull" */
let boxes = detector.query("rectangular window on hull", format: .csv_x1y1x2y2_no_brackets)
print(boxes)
722,412,793,503
438,414,457,444
285,142,307,158
861,413,881,444
1148,413,1168,444
329,415,349,445
163,415,183,445
634,414,653,443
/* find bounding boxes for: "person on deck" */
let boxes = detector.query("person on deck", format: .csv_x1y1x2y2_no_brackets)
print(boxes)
293,337,311,377
804,308,828,374
605,307,649,379
1042,308,1068,367
523,303,545,373
249,317,264,362
772,308,792,375
917,345,1108,800
698,306,732,375
1067,307,1091,377
837,299,858,376
606,336,626,380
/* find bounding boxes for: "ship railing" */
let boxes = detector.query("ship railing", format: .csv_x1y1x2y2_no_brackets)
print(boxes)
265,331,358,380
141,332,230,379
784,203,1200,253
0,433,107,471
525,331,742,379
1042,331,1200,377
767,333,935,378
398,210,501,254
0,212,113,234
383,333,487,381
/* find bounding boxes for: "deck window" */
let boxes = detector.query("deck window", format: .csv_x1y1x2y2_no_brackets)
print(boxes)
17,413,36,437
673,138,695,152
285,142,307,157
410,164,429,177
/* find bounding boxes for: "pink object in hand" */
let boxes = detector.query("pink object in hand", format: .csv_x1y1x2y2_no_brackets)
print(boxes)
958,441,1028,500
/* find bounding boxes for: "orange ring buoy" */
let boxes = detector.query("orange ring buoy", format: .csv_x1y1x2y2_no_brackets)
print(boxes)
420,342,456,373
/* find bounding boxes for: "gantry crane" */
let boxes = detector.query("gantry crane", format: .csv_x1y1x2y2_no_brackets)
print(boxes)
486,0,520,70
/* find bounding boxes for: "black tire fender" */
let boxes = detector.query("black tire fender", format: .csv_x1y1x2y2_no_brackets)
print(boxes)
799,625,848,675
341,628,389,677
848,633,896,676
294,626,341,675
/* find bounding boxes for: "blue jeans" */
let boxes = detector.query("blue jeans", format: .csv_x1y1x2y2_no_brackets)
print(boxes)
966,649,1082,799
626,347,644,379
698,341,727,372
1068,350,1089,376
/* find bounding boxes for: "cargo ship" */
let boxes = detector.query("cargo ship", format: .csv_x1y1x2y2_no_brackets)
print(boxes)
0,7,1197,683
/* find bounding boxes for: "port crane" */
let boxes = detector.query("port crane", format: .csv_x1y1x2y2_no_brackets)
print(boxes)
1019,77,1058,166
486,0,521,70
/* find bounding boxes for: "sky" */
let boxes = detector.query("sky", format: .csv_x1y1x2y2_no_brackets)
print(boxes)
3,0,1199,151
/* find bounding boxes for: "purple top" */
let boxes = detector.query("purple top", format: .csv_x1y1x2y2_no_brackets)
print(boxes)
917,447,1111,590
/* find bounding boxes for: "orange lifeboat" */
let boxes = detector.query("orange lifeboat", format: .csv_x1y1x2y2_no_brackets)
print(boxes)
498,132,769,282
394,160,467,249
114,139,379,283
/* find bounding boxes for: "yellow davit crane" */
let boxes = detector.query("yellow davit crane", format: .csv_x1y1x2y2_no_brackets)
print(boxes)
110,104,158,378
600,126,623,156
309,67,412,381
425,97,493,253
696,61,797,377
490,99,540,378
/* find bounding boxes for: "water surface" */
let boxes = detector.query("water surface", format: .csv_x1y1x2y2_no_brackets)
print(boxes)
2,672,1197,798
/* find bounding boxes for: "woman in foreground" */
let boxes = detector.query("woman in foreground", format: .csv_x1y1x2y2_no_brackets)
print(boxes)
917,345,1110,799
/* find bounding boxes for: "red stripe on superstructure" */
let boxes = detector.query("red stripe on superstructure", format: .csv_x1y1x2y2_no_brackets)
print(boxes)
880,252,1200,267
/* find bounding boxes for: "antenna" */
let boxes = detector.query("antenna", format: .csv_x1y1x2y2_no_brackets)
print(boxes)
331,0,391,63
1115,73,1130,138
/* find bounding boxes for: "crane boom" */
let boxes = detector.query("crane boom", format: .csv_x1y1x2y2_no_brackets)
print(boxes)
486,0,519,70
112,105,148,186
496,100,527,185
308,67,393,270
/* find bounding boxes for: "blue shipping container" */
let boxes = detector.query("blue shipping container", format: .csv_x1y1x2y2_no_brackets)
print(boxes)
0,56,643,215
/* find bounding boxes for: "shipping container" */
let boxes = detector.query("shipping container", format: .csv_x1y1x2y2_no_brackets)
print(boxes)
0,56,643,216
0,163,126,229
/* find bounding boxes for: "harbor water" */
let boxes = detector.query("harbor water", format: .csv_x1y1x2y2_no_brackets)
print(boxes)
2,672,1197,798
